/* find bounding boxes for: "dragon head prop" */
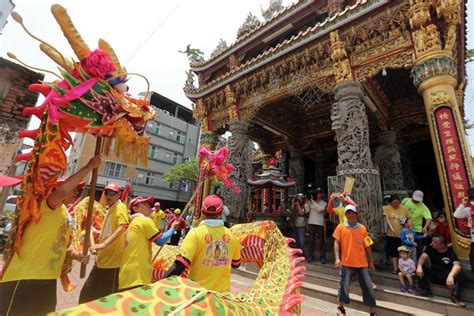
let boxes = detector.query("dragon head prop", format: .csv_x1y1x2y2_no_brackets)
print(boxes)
2,4,156,265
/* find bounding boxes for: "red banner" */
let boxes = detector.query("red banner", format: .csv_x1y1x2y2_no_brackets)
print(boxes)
434,107,470,212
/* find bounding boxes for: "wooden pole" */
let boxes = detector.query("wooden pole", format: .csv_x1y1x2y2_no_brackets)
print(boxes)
80,136,102,278
152,180,203,263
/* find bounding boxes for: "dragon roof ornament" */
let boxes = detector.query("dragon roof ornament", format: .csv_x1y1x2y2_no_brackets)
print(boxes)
261,0,285,21
210,39,229,59
237,12,262,39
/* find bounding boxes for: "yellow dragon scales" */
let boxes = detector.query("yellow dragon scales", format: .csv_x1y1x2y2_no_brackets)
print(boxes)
54,221,305,315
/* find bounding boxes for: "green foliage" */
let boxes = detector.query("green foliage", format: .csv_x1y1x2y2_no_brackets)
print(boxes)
163,157,199,185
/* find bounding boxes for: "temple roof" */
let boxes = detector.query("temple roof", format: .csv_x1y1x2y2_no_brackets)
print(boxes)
189,0,312,71
185,0,384,98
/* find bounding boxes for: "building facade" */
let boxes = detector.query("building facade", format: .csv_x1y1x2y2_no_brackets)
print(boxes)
66,92,199,208
0,57,43,210
186,0,473,258
0,0,14,34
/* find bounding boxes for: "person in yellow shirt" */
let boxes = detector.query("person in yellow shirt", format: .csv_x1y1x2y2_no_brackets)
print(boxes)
0,156,100,316
151,201,165,230
164,195,241,292
327,192,358,224
119,196,177,290
79,182,129,303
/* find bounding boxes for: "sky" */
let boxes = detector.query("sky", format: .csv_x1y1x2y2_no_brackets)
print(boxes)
1,0,474,150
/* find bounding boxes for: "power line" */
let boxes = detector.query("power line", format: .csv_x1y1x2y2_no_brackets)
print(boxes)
125,0,187,63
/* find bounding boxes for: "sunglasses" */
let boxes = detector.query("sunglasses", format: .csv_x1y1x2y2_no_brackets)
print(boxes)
105,191,117,196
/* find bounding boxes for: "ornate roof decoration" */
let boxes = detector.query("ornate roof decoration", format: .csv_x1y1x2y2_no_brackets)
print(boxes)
237,12,262,39
185,0,385,98
190,0,311,69
210,39,229,59
261,0,284,21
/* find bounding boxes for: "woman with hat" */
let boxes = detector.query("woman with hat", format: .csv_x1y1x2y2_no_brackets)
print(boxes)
118,196,177,291
164,195,241,292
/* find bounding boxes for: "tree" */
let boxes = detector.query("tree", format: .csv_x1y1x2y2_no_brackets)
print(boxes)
163,157,199,185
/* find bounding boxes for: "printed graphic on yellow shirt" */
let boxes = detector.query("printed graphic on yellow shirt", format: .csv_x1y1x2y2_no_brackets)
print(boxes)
203,240,229,267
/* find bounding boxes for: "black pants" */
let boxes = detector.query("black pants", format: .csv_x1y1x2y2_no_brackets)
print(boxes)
419,265,465,298
169,230,182,246
307,224,326,259
0,279,56,316
78,265,120,304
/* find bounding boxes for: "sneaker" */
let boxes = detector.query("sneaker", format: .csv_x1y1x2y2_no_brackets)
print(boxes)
451,296,466,307
416,289,433,297
336,306,346,315
400,285,408,292
407,286,416,294
320,257,327,264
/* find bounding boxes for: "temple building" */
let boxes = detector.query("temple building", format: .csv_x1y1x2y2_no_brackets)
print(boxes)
185,0,472,259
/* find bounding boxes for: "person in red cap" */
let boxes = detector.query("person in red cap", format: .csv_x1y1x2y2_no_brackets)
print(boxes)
79,182,129,303
0,156,100,316
164,195,241,292
118,196,178,290
151,201,165,230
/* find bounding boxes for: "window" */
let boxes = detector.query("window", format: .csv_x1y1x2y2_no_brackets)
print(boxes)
148,145,158,159
104,161,127,178
154,123,161,135
176,131,185,143
145,172,154,185
169,182,177,189
172,153,182,165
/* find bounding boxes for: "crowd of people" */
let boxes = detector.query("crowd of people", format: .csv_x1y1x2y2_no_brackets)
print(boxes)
284,186,472,315
0,156,241,316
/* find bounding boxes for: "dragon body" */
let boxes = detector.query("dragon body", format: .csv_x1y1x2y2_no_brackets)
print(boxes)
55,221,305,315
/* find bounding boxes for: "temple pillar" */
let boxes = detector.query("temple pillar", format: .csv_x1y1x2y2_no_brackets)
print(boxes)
399,143,416,192
288,148,304,195
409,0,472,258
222,121,252,221
330,80,383,239
373,130,407,197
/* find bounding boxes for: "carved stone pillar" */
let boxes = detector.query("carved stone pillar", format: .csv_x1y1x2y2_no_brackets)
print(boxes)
330,81,383,240
289,148,304,195
409,0,472,258
222,121,252,222
399,143,416,192
373,130,407,197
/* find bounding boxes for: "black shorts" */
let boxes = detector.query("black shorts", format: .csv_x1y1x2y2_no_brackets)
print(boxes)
386,236,402,258
79,265,120,304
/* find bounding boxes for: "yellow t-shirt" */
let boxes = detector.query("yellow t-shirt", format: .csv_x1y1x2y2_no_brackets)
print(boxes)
179,220,241,292
1,200,72,282
151,209,164,230
333,207,347,224
96,201,129,268
119,216,161,289
383,205,411,237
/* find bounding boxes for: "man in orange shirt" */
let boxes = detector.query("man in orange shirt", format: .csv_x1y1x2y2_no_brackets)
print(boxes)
333,205,377,316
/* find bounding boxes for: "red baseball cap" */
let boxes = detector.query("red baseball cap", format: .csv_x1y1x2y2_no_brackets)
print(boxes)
0,175,22,187
105,182,121,192
202,194,223,214
129,196,154,211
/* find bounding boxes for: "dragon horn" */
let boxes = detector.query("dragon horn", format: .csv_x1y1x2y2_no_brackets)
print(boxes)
51,4,90,60
98,39,124,75
39,43,74,73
